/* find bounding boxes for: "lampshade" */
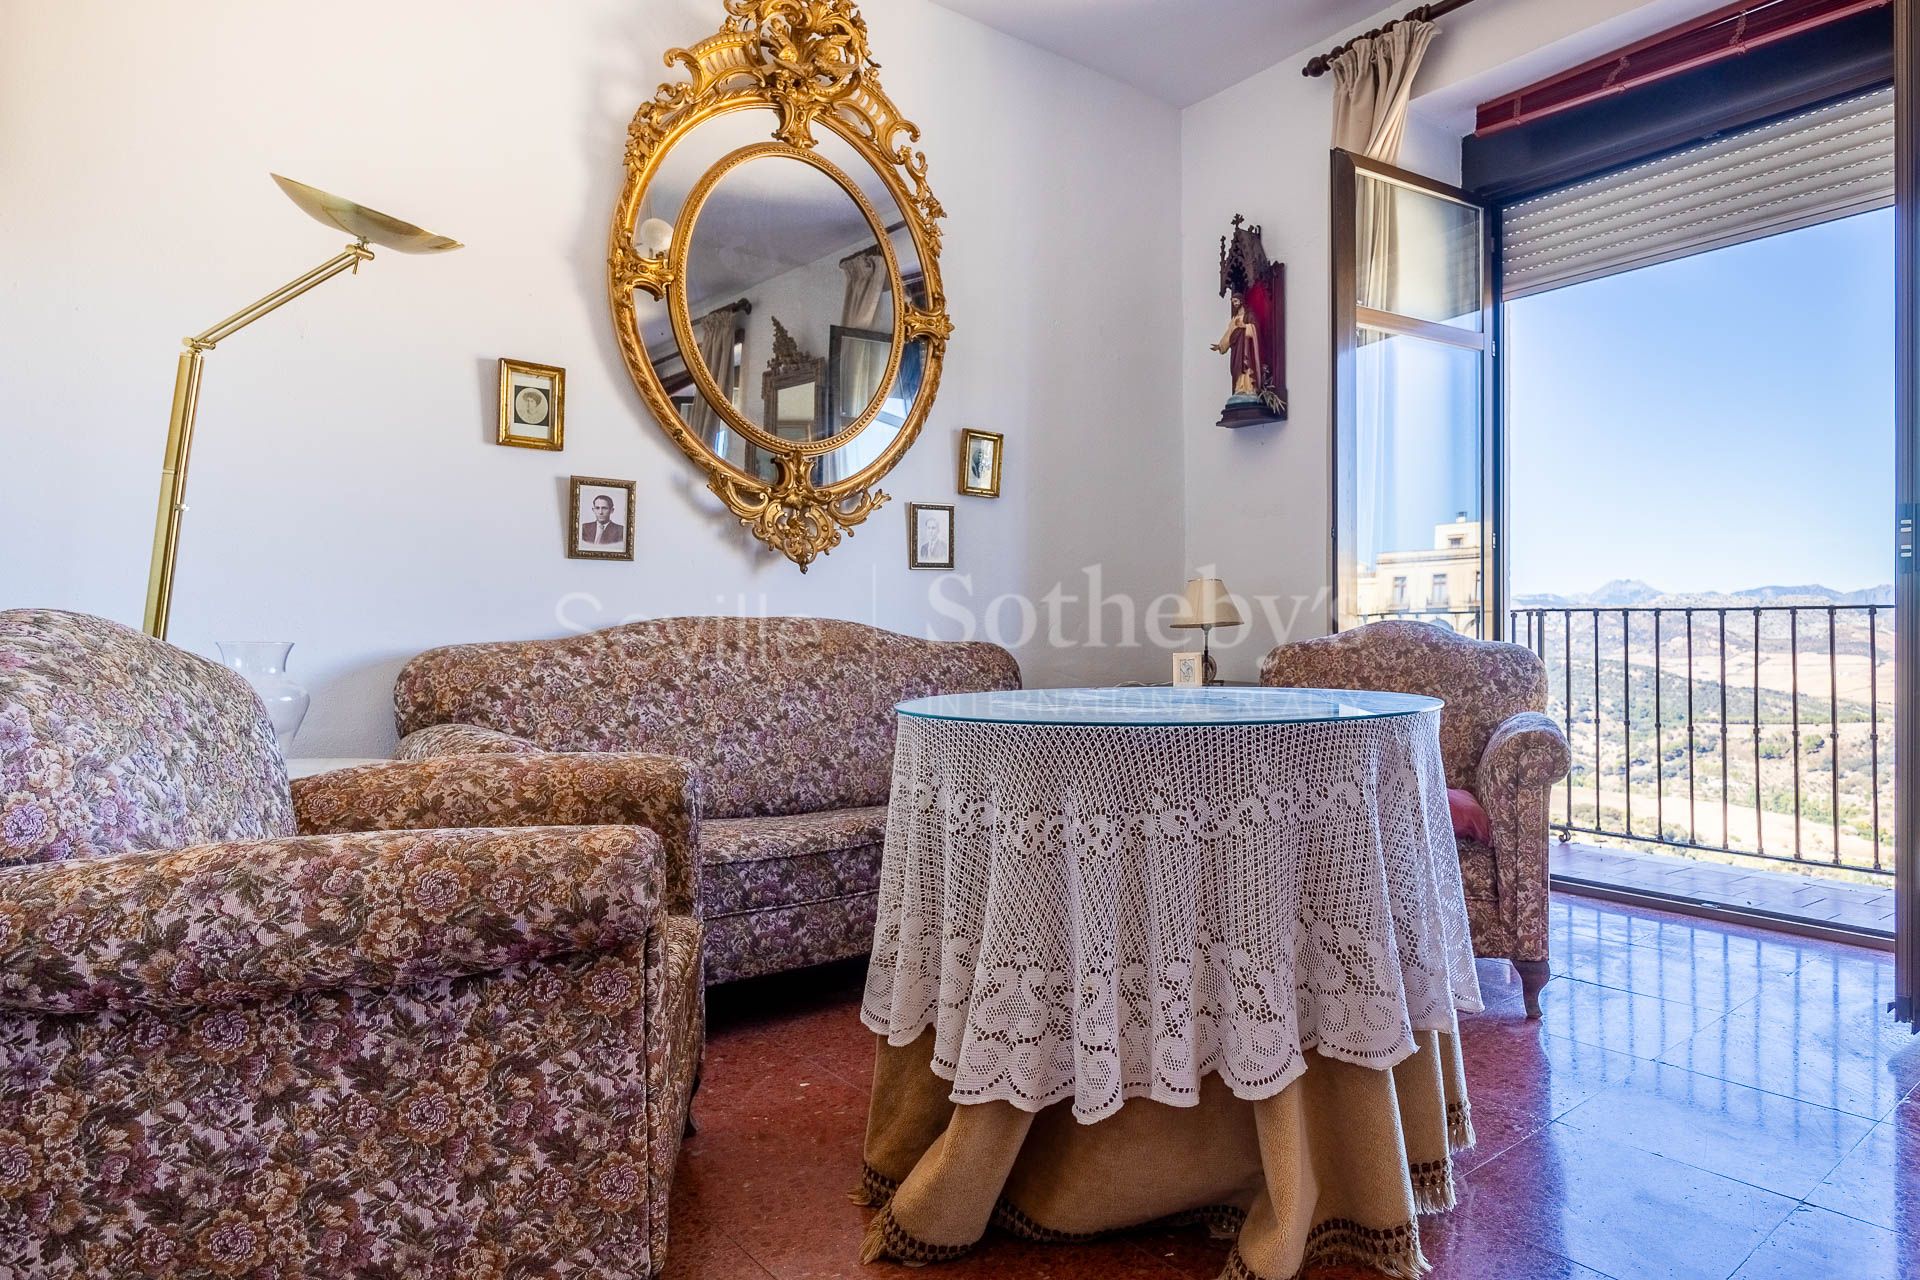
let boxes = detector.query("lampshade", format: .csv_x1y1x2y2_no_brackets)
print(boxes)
271,174,463,253
1173,577,1243,629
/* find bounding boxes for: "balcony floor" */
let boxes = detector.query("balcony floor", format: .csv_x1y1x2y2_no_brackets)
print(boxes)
1551,840,1894,944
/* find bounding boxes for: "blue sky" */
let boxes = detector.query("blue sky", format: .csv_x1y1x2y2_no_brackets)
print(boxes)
1506,208,1893,597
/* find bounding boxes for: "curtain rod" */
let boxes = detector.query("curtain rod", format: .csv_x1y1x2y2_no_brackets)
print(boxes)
1302,0,1479,77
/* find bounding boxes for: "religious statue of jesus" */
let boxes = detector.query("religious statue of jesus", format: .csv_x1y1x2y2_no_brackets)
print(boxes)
1211,291,1263,398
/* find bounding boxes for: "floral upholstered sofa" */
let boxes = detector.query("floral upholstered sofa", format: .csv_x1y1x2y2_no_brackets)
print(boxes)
1261,620,1573,1016
393,617,1021,984
0,609,702,1277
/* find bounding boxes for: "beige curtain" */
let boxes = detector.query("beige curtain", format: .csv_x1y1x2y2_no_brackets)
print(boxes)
1329,19,1436,163
688,306,737,445
839,249,888,422
1332,18,1436,591
819,250,890,484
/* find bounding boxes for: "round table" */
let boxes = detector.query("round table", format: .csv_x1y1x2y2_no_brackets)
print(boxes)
856,686,1483,1279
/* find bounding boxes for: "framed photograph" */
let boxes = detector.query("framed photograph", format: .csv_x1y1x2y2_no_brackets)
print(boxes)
957,428,1003,498
499,358,566,450
568,476,635,561
906,502,954,570
1172,652,1205,688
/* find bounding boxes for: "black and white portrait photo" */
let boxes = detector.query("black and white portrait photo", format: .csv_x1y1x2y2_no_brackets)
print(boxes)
499,358,566,450
957,428,1002,497
907,502,954,570
567,476,635,560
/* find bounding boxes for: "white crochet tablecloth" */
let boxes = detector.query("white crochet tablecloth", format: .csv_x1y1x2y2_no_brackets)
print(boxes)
860,689,1483,1123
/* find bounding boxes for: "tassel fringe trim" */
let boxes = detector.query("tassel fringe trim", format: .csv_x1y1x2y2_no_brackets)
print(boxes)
1446,1100,1475,1151
1224,1217,1429,1280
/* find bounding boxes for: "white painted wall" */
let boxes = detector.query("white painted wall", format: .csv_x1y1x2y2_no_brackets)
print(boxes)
1176,0,1728,680
0,0,1184,755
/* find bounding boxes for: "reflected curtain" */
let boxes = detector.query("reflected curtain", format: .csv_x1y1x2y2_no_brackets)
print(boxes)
1332,18,1436,587
687,306,738,449
819,249,890,484
840,248,888,424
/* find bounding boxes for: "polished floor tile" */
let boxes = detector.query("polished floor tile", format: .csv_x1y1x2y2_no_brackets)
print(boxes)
1727,1204,1903,1279
1533,972,1726,1059
1804,1098,1920,1234
1556,1061,1874,1199
1451,1123,1798,1280
665,895,1914,1279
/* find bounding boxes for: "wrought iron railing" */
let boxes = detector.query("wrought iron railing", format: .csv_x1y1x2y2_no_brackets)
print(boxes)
1509,605,1893,877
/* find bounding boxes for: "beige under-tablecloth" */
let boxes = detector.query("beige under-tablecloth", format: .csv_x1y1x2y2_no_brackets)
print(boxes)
858,1027,1473,1280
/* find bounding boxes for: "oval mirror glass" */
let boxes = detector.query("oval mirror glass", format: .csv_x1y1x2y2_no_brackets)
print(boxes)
679,151,895,482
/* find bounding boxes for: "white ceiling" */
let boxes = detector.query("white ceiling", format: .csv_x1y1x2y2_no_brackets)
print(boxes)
929,0,1392,107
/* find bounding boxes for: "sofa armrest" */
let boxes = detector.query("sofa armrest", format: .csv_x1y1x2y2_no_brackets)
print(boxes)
1473,712,1571,965
0,825,662,1016
1476,711,1572,798
395,722,542,762
291,752,702,916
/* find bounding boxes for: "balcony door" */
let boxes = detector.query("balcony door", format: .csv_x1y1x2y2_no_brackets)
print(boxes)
1331,151,1497,639
1896,0,1918,1028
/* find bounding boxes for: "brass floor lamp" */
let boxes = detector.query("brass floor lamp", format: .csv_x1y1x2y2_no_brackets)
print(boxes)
142,174,461,640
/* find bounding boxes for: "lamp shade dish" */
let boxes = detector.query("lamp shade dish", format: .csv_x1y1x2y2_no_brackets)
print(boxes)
1173,577,1243,629
271,174,463,253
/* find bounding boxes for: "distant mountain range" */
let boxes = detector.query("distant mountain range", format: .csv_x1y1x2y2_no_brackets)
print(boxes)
1515,580,1894,609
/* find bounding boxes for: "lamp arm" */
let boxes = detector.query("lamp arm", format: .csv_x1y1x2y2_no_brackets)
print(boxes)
142,240,376,641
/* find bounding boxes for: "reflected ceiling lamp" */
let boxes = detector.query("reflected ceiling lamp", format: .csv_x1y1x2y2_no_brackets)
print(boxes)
142,174,462,640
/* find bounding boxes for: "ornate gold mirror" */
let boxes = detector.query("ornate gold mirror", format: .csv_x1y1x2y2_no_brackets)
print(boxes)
609,0,951,570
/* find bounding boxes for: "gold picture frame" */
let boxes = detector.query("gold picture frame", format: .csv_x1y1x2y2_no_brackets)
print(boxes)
499,358,566,450
907,502,954,570
568,476,635,561
957,428,1003,498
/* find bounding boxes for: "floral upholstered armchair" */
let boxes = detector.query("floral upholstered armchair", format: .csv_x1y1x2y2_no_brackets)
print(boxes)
1261,620,1572,1017
0,609,703,1277
393,617,1021,984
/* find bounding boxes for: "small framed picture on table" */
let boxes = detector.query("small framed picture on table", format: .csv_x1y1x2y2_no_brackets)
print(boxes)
907,502,955,570
568,476,635,561
1172,652,1205,687
499,358,566,450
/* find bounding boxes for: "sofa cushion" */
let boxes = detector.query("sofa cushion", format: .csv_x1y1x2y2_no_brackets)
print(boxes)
1447,788,1492,845
702,806,888,919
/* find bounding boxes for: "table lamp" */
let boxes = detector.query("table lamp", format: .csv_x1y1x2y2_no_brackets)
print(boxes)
1172,576,1243,685
142,174,462,640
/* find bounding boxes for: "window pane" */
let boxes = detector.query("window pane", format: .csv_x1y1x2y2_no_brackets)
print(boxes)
1351,331,1483,634
1356,174,1483,330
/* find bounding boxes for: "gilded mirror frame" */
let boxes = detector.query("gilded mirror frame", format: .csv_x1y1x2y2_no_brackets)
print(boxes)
608,0,952,571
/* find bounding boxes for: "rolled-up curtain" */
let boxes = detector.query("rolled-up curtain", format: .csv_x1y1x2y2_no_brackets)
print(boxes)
688,306,738,446
1332,18,1436,585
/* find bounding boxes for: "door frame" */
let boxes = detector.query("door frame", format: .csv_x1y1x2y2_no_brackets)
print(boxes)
1894,0,1917,1028
1328,149,1502,639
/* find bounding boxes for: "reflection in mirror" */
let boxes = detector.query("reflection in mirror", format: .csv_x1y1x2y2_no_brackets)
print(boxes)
633,117,933,485
683,152,894,476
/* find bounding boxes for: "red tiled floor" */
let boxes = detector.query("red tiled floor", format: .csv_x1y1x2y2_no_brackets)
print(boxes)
664,895,1920,1279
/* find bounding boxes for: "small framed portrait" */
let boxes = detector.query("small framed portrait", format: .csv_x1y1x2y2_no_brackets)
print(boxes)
957,428,1003,498
499,358,566,450
1172,652,1205,688
568,476,635,561
906,502,955,570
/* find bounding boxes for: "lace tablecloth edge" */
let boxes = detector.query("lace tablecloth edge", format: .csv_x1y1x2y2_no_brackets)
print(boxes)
857,1006,1467,1124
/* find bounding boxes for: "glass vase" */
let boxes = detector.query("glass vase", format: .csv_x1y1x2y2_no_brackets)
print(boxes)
217,640,310,755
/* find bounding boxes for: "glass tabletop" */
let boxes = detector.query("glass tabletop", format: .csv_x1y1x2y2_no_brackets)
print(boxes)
895,686,1442,727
